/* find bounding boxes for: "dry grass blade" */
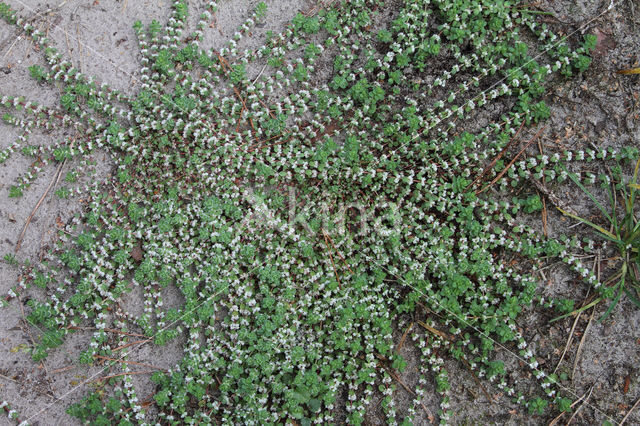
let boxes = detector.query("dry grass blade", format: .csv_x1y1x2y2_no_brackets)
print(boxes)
111,339,152,352
565,384,594,425
65,325,148,337
553,308,582,375
388,369,415,396
325,232,354,274
460,358,494,405
15,161,65,252
416,320,452,341
572,308,595,381
51,365,76,374
547,384,595,426
616,67,640,75
529,176,580,216
396,322,413,352
555,255,598,375
620,396,640,425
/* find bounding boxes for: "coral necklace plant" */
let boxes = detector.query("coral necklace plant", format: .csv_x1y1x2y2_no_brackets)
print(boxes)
0,0,626,424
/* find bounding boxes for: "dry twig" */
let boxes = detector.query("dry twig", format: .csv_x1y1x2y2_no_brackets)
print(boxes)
528,177,579,217
0,373,18,383
93,355,166,371
468,121,525,190
322,230,341,286
89,370,157,385
477,126,546,194
396,322,413,352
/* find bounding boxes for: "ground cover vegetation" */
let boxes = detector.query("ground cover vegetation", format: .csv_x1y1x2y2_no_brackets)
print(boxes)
0,0,636,424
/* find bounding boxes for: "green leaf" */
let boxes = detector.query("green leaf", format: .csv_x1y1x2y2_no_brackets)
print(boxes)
308,398,322,412
9,185,23,198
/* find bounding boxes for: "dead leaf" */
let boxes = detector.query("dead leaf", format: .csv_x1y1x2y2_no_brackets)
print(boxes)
130,244,144,262
592,28,616,57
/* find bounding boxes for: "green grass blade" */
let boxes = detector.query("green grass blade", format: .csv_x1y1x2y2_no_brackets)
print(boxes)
607,183,620,236
598,266,626,323
565,167,613,223
626,158,640,240
550,297,602,323
556,207,618,242
598,287,623,323
632,158,640,187
626,219,640,243
623,287,640,310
